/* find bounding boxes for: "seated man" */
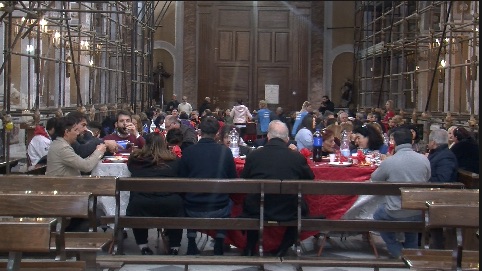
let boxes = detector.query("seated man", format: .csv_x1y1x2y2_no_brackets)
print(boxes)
178,116,237,255
103,110,146,153
371,127,431,259
241,120,315,257
27,117,57,167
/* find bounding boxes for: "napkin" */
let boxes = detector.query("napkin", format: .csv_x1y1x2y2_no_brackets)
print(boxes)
356,150,367,164
299,148,312,159
172,145,182,158
234,157,245,165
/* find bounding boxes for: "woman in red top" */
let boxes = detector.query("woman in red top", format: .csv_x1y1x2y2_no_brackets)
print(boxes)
381,100,395,132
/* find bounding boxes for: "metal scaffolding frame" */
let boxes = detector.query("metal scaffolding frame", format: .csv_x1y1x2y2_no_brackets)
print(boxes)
354,1,479,117
0,1,172,169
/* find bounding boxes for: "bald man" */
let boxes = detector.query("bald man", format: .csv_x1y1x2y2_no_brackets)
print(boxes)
241,120,314,256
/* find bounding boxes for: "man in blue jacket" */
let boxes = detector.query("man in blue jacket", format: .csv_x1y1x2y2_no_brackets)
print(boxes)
426,129,458,249
427,129,458,183
178,116,237,255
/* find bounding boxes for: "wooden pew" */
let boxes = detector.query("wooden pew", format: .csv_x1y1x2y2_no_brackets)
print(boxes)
98,178,464,271
98,178,282,270
401,188,479,249
278,181,465,269
0,193,91,271
402,203,479,271
457,169,479,189
0,175,116,271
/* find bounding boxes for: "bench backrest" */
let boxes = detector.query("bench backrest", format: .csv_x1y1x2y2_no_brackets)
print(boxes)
116,177,281,194
457,169,479,189
279,181,465,195
427,204,479,228
0,175,117,196
400,188,479,210
0,193,92,218
0,218,56,253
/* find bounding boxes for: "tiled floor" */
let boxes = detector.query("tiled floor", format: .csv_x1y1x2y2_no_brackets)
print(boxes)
107,229,408,271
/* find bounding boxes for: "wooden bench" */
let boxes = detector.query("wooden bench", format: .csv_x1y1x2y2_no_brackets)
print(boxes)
400,188,479,249
98,178,465,271
457,169,479,189
0,192,90,271
98,178,281,270
279,182,465,249
0,175,117,271
402,203,479,271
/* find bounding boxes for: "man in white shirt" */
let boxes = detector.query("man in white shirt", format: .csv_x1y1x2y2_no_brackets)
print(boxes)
178,96,193,116
27,117,57,166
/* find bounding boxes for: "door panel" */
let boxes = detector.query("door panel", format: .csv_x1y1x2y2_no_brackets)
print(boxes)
197,2,310,113
216,67,250,109
257,67,290,111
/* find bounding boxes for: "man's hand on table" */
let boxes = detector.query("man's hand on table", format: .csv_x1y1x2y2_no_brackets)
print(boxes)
104,140,120,153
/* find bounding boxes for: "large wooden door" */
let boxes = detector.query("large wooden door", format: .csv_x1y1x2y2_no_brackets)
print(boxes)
197,2,311,112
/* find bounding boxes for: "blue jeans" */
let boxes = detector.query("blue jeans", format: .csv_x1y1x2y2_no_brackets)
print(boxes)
373,206,422,258
185,200,233,239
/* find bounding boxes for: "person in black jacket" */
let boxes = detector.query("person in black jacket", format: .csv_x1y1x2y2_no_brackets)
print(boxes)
178,116,237,255
426,129,458,249
450,127,479,174
318,95,335,115
427,129,458,183
240,120,315,257
126,132,184,255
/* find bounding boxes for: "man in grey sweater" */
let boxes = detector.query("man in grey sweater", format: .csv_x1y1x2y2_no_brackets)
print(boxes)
371,127,431,259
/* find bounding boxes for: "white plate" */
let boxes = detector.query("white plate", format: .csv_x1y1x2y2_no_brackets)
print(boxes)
104,157,128,163
328,162,352,167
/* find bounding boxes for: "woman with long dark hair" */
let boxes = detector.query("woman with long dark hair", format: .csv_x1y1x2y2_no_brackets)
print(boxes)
352,123,388,154
294,113,315,151
126,131,184,255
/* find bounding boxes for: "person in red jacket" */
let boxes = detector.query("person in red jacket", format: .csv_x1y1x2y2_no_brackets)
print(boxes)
381,100,395,132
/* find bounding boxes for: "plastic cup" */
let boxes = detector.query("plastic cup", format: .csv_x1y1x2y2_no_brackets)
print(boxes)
116,140,128,149
329,153,336,163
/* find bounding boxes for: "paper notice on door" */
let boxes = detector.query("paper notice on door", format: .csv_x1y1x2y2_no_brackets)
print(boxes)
265,84,279,104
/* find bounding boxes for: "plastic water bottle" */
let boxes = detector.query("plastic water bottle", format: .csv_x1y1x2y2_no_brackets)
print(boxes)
383,132,389,145
229,128,240,158
150,119,156,133
312,129,323,162
340,129,350,158
143,123,149,134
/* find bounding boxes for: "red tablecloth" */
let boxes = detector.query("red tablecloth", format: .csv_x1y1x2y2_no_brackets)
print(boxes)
218,159,376,252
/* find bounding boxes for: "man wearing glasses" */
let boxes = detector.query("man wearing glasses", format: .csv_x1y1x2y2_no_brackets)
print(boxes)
164,115,198,150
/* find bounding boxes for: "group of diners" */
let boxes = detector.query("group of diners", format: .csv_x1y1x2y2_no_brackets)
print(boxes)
24,96,478,258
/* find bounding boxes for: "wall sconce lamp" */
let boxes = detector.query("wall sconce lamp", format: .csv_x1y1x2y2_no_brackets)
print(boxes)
26,44,34,54
39,18,48,32
438,59,446,83
52,31,61,48
65,55,72,78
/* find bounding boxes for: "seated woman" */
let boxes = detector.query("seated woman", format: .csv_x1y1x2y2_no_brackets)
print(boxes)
320,128,337,156
352,123,388,154
450,127,479,174
216,124,252,156
126,131,185,255
294,113,315,151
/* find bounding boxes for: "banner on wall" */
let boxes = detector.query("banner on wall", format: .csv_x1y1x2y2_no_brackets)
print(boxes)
264,84,279,104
